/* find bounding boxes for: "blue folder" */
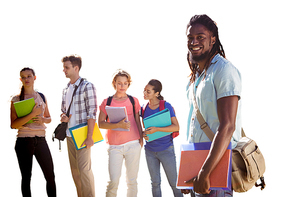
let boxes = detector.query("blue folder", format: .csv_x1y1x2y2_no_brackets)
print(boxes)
143,108,172,142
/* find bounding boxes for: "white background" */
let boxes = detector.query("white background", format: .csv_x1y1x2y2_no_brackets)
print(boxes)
1,0,295,196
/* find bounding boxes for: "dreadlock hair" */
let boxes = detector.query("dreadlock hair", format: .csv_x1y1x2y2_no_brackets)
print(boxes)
19,67,35,101
186,14,226,83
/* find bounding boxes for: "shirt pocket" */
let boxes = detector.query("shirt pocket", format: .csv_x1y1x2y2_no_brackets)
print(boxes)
125,102,134,116
196,78,215,103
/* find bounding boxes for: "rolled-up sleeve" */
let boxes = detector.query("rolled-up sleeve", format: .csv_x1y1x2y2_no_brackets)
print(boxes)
84,83,97,120
214,62,242,100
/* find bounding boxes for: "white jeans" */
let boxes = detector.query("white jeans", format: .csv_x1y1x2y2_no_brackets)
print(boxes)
106,141,141,197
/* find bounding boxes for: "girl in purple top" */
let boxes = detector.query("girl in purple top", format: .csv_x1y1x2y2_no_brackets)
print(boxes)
142,79,183,197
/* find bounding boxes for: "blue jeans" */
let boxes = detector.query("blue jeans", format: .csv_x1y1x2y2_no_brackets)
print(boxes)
190,190,233,197
145,145,183,197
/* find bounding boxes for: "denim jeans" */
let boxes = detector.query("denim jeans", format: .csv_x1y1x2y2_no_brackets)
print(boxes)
145,145,183,197
190,190,233,197
15,137,56,197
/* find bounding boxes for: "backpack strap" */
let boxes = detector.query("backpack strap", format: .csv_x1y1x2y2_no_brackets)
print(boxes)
106,96,113,106
105,96,113,121
160,100,179,138
37,92,46,104
142,100,165,118
141,103,148,118
159,100,165,111
127,95,136,119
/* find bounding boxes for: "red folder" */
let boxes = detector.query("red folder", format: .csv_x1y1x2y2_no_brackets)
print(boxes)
177,142,232,191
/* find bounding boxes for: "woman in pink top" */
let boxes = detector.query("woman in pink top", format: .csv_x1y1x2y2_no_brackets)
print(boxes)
10,67,56,197
99,69,143,197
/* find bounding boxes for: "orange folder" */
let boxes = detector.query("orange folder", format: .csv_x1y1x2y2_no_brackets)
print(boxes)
177,142,232,191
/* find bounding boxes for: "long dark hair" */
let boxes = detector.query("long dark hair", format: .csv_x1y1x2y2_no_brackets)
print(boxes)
19,67,35,101
187,14,225,83
148,79,164,100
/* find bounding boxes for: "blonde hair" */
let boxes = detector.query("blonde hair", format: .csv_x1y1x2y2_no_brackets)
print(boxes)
112,69,132,90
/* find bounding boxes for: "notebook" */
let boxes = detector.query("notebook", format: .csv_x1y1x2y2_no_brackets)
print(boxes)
143,108,172,142
177,142,232,191
105,106,129,131
13,97,35,124
69,122,104,150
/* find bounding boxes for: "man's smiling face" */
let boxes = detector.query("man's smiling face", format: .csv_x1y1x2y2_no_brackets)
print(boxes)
187,23,216,64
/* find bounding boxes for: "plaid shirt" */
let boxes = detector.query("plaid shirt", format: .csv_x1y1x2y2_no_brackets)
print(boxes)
62,78,97,127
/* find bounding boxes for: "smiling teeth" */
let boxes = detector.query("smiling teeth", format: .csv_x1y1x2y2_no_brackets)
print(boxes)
192,47,201,51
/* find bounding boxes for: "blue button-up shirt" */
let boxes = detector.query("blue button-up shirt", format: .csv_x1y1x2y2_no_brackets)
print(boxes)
186,54,242,149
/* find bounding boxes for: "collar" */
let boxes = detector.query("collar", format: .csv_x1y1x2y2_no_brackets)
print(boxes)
210,53,220,65
67,77,82,88
195,53,221,83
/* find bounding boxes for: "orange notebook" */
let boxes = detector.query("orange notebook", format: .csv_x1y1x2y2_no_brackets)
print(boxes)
177,142,232,191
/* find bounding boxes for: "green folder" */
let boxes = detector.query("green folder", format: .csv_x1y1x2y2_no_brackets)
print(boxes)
13,98,35,124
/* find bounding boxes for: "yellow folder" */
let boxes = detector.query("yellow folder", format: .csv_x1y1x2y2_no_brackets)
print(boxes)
69,122,104,150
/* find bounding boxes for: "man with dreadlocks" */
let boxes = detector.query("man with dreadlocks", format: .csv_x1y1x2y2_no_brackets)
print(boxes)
183,15,242,196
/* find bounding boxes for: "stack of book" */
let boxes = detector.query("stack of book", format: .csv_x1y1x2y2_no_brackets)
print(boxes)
143,108,172,142
177,142,232,191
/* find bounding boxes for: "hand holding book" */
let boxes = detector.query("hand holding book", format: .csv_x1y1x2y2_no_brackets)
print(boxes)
105,106,130,131
143,126,158,141
116,117,131,130
13,98,43,125
31,103,42,116
144,127,158,134
143,109,173,142
69,122,104,150
184,172,211,195
177,142,232,191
